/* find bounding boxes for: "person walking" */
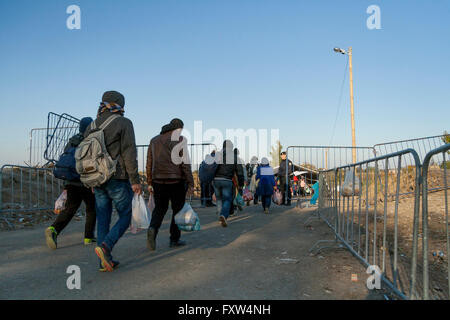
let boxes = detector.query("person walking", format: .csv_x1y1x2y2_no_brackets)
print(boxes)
146,118,194,251
255,157,276,214
199,152,216,207
300,176,306,197
45,117,96,249
84,91,141,272
248,156,259,205
278,151,293,206
213,140,245,227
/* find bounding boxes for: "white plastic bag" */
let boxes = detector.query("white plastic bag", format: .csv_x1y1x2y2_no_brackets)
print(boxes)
175,203,201,232
341,168,360,197
130,194,151,233
54,190,67,214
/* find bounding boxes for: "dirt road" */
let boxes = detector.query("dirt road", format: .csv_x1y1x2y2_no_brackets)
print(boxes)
0,202,387,299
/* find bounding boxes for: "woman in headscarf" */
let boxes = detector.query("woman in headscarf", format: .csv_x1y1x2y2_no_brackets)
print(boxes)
255,157,276,214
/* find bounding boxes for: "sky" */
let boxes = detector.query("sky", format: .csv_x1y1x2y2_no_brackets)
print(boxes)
0,0,449,166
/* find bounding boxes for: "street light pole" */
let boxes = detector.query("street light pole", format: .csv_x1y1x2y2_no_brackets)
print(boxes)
334,46,357,163
348,47,356,163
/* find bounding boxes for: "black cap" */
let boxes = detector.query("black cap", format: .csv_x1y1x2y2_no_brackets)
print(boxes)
169,118,184,129
102,91,125,107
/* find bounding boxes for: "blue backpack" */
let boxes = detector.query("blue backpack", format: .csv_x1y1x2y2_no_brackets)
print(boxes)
53,136,82,181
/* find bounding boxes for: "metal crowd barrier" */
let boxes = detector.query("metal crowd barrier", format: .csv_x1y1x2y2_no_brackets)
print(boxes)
29,127,78,167
421,143,450,300
315,148,422,300
0,165,64,215
44,112,80,163
374,134,448,194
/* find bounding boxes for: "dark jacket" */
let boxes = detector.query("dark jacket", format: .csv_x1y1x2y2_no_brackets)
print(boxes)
256,164,276,196
278,159,293,178
214,148,245,187
83,112,139,185
146,129,194,188
63,133,84,188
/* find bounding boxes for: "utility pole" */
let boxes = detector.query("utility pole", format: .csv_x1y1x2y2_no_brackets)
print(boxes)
334,46,357,163
348,47,356,163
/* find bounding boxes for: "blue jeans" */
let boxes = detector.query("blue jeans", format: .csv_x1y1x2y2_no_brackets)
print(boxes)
213,179,233,219
94,179,133,252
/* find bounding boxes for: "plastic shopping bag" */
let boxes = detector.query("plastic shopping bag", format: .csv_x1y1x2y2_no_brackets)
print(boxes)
272,190,283,205
175,202,201,232
233,192,245,207
341,168,360,197
54,190,67,214
243,187,254,202
130,194,151,234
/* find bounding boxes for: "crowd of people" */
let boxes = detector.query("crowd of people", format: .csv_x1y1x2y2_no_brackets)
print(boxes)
44,90,308,272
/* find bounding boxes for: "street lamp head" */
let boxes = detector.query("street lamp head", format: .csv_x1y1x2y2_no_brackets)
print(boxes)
333,47,346,55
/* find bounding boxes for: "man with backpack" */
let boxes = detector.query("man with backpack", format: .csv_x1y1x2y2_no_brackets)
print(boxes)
45,117,96,249
146,118,194,251
76,91,141,272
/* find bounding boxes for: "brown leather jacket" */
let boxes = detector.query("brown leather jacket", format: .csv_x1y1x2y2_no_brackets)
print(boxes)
146,130,194,187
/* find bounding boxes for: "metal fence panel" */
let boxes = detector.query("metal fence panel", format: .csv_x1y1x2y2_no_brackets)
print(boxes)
29,127,77,167
0,165,64,214
44,112,80,163
374,134,448,193
317,148,422,299
421,143,450,300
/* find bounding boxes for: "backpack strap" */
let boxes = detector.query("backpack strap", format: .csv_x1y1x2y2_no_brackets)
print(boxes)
99,114,120,130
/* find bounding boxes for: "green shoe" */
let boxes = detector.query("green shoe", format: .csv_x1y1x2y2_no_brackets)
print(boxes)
99,260,120,272
45,227,58,250
84,238,96,245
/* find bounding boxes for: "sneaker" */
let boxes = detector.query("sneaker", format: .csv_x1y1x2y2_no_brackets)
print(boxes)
84,238,96,245
147,228,156,251
45,227,58,249
99,260,120,272
170,240,187,248
264,208,269,214
95,243,114,272
219,215,228,228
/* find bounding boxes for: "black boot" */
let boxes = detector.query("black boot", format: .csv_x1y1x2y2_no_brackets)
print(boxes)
147,228,156,251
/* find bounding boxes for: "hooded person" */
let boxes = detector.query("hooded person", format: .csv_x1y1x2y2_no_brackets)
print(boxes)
45,117,97,250
255,157,276,214
146,118,194,251
212,140,245,227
